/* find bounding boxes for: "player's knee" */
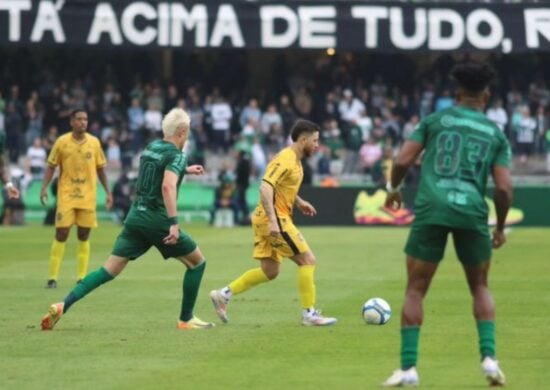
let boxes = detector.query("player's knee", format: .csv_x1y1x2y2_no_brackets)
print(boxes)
55,230,69,242
77,230,91,241
263,268,279,280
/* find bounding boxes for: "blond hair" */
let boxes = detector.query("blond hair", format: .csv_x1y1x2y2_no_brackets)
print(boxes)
162,108,190,137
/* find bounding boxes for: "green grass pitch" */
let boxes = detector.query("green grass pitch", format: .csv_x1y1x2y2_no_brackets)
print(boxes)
0,223,548,389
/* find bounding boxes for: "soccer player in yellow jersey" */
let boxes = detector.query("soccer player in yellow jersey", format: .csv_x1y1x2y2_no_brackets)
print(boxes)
40,109,113,288
210,119,337,326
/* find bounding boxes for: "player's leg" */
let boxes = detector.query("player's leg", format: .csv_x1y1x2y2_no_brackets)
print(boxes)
209,223,277,323
175,246,214,329
76,226,91,282
41,255,128,330
291,249,337,326
47,209,73,288
75,209,98,282
454,229,505,386
41,225,149,330
210,258,277,323
383,224,447,387
154,227,213,329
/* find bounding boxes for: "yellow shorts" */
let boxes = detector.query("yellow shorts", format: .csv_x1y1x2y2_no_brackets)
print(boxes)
55,208,98,228
252,214,310,262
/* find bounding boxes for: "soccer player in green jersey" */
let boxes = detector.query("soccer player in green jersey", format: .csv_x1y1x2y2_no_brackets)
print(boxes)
382,62,513,387
41,108,214,330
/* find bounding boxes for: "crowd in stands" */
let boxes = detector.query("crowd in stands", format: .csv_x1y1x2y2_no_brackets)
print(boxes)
1,53,549,198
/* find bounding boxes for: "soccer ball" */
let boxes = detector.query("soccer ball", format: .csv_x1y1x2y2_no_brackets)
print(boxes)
362,297,391,325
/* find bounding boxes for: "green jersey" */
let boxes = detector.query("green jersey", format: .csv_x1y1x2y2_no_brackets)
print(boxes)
125,139,187,228
409,106,511,229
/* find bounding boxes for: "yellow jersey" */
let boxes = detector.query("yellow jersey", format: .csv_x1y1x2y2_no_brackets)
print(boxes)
258,147,303,218
47,132,106,210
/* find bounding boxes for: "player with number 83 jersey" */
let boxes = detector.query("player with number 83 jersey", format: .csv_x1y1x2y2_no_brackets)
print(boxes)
409,106,511,230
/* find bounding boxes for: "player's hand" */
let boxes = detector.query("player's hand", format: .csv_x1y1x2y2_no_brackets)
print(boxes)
268,220,280,238
385,192,402,210
6,185,20,200
40,188,48,206
163,224,180,245
296,199,317,217
492,229,506,249
186,165,204,175
105,193,113,210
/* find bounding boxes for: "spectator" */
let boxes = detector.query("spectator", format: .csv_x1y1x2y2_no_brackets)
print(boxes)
144,102,162,139
486,99,508,132
239,98,261,129
210,96,233,153
106,136,121,170
535,105,548,155
515,106,537,165
359,137,382,175
338,89,365,128
294,86,312,119
235,150,251,225
26,137,47,181
342,121,363,175
260,103,283,135
127,98,145,152
402,115,419,141
435,89,454,112
279,94,297,133
210,167,239,226
112,171,135,223
251,136,267,179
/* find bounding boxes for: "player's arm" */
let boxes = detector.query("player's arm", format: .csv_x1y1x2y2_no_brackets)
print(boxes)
294,195,317,217
259,181,279,236
162,170,179,245
0,153,19,199
385,140,424,209
97,167,113,209
40,164,56,206
491,165,512,249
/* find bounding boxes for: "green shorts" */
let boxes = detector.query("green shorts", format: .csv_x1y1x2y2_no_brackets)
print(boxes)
111,224,197,260
404,224,491,265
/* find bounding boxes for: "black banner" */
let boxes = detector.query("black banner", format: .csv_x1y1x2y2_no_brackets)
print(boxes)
1,1,549,52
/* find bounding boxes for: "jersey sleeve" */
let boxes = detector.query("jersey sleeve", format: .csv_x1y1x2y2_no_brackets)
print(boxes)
166,152,187,175
95,139,107,168
262,154,290,187
47,139,62,167
408,120,428,145
493,135,512,168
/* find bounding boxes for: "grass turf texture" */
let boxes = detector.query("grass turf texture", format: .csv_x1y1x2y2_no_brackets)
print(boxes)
0,223,548,389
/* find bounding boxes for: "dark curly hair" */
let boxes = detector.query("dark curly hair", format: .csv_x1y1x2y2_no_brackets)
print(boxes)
451,61,495,94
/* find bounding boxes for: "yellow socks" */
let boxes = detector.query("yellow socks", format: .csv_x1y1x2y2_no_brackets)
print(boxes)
77,240,90,280
228,268,269,295
298,265,316,309
48,240,66,280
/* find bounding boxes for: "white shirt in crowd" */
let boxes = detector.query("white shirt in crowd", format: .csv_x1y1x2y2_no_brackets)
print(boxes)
339,98,366,123
211,102,233,131
144,109,162,132
27,146,47,170
486,107,508,132
517,117,537,143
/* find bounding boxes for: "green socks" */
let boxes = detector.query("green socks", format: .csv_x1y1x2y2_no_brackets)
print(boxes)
477,320,496,359
180,261,206,322
63,267,115,313
401,326,420,370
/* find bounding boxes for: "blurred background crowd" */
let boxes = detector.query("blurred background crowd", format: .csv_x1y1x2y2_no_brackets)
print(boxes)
1,49,549,197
